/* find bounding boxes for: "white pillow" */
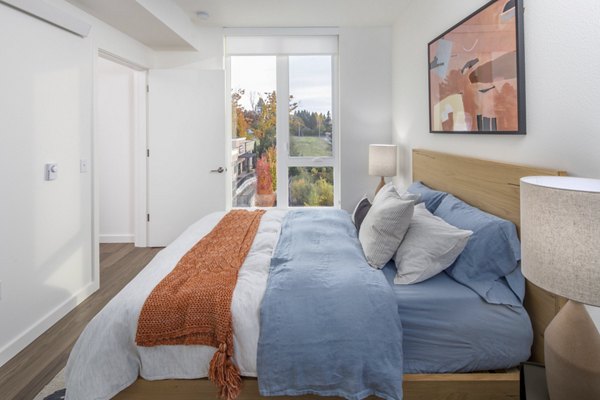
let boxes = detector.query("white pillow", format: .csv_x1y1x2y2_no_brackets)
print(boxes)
372,182,395,204
359,189,414,269
373,182,422,205
394,204,472,284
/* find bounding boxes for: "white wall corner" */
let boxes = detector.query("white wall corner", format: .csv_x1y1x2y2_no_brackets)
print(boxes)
193,27,224,69
136,0,202,52
0,281,98,368
42,0,155,68
339,26,393,211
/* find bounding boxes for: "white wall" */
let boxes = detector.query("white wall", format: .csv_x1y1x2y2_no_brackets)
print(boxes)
97,58,135,243
0,3,93,366
161,28,393,212
153,27,224,70
392,0,600,187
339,27,393,210
154,48,223,70
392,0,600,325
45,0,155,68
137,0,203,51
0,0,154,367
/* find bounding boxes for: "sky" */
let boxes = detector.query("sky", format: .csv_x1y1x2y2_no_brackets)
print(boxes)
231,55,332,115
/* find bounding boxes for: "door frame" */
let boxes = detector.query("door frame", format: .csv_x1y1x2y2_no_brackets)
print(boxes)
225,57,233,210
94,49,149,251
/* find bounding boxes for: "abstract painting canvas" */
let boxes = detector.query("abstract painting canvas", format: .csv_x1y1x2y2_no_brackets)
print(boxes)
428,0,525,134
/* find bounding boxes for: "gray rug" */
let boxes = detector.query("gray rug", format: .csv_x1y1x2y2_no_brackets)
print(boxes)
34,368,65,400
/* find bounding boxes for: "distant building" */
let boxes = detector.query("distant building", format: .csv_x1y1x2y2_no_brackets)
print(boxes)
231,138,257,206
232,138,256,177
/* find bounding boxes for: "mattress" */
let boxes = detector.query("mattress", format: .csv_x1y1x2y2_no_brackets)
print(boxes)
66,209,533,400
382,262,533,373
65,210,287,400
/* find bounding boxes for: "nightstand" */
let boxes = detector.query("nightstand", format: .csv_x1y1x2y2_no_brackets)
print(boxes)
520,362,550,400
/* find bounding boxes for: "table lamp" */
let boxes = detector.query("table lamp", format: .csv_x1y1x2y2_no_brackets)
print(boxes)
520,176,600,400
369,144,397,194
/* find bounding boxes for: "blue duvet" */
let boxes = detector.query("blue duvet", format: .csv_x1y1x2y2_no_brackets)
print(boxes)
257,210,403,400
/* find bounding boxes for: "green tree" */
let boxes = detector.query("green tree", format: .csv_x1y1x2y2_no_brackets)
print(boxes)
289,167,334,207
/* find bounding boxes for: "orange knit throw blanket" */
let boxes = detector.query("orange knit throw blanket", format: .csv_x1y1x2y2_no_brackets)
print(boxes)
136,209,266,400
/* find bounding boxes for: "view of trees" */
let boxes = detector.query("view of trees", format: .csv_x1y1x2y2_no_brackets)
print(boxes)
290,110,332,138
289,167,334,207
232,89,334,207
232,89,279,198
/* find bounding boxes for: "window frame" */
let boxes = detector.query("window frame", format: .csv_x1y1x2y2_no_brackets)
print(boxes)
276,55,340,209
226,41,340,209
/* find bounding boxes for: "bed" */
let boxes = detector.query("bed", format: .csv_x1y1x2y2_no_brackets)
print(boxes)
381,264,532,374
67,149,567,400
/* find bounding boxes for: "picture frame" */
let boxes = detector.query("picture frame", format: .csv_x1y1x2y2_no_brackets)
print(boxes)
428,0,526,135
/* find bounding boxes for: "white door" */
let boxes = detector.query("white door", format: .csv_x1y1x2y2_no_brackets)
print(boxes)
147,69,226,247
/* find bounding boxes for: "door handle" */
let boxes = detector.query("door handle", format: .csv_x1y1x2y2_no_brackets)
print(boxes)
210,167,226,173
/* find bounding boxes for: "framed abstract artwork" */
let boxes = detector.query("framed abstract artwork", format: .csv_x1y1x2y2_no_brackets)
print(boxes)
428,0,526,134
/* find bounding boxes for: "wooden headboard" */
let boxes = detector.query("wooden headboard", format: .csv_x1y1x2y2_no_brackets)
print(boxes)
412,149,567,363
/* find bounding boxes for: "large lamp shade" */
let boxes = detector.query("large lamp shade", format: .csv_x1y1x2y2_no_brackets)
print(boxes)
520,176,600,400
521,176,600,305
368,144,397,195
368,144,397,177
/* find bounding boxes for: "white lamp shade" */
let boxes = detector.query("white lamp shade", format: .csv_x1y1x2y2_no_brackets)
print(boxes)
520,176,600,306
369,144,397,177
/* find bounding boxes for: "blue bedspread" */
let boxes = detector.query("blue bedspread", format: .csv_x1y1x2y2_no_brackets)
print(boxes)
257,210,404,400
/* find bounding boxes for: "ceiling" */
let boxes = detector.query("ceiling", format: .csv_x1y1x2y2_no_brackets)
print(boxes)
67,0,411,50
177,0,411,28
67,0,195,50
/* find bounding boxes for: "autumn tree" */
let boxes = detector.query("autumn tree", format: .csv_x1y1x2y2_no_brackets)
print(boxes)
232,89,249,138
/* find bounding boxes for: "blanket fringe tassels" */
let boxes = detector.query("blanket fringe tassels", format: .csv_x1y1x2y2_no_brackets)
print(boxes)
209,341,242,400
136,210,266,400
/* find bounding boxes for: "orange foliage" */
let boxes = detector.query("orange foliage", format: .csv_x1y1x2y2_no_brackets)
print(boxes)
256,155,273,195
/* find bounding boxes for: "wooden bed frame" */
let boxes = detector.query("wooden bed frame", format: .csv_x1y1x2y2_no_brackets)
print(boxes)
114,149,566,400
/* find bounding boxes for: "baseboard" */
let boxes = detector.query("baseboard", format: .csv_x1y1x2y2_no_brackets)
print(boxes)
100,234,134,243
0,280,99,367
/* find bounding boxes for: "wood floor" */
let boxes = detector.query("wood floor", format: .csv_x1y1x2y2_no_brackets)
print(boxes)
0,243,162,400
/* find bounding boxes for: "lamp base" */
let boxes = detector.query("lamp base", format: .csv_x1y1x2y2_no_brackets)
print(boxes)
545,300,600,400
375,177,386,195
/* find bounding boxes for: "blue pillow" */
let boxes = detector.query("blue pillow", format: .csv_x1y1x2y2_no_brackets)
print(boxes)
434,195,523,306
407,181,448,213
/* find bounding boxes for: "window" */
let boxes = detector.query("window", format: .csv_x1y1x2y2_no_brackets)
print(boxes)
227,35,339,209
230,56,277,207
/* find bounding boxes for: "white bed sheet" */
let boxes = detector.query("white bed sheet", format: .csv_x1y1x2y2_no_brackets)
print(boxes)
65,209,287,400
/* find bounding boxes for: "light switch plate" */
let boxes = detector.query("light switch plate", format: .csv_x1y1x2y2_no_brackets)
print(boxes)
80,159,88,173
